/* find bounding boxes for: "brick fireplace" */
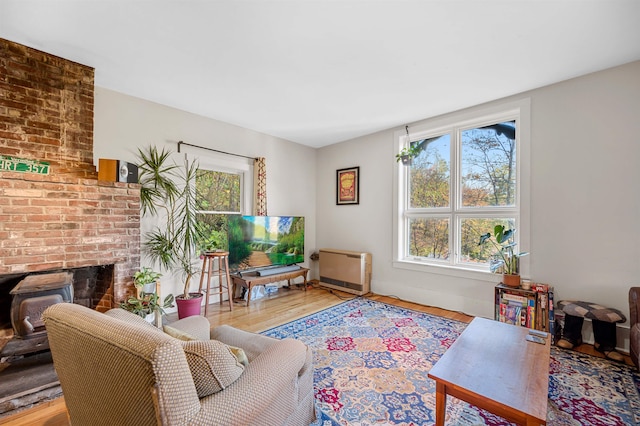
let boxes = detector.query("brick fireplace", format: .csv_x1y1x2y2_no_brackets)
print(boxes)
0,38,142,414
0,173,140,306
0,39,141,355
0,37,140,300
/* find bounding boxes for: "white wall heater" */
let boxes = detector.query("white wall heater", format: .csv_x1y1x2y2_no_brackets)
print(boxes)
319,249,372,296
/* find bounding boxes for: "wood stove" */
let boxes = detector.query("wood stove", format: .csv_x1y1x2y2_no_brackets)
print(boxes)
1,266,115,361
10,272,73,340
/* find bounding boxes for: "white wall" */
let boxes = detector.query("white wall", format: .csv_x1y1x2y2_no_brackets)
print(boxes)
93,88,317,309
91,61,639,349
317,61,640,349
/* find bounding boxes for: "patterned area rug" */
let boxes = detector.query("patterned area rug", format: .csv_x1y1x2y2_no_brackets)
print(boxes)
262,297,640,425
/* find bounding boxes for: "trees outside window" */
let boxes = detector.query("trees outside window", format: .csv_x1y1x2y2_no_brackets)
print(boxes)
398,112,524,273
195,169,242,253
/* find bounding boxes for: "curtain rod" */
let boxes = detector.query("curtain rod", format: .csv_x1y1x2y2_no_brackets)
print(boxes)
177,141,257,160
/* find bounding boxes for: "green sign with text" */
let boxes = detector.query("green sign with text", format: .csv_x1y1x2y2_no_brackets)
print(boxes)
0,155,50,175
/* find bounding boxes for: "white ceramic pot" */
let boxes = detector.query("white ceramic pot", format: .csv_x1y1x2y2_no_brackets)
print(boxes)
141,282,156,294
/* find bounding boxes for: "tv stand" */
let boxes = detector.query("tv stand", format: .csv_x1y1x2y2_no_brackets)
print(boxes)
231,267,309,305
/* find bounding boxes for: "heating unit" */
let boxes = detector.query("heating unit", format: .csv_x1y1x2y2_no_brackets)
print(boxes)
319,249,372,296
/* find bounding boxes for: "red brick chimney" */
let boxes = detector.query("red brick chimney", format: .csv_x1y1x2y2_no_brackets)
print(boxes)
0,38,140,307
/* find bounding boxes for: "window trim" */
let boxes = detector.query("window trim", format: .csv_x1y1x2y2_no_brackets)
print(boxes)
392,98,531,282
190,153,254,216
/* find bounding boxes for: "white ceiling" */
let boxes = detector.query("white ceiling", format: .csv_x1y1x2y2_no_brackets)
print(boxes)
2,1,640,148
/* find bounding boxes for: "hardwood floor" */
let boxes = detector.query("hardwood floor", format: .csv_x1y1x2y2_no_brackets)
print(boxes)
0,284,631,425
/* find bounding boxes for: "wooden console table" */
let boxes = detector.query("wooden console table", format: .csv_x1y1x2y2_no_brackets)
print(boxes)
231,267,309,305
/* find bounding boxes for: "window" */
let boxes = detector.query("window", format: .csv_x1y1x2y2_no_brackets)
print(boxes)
194,156,253,253
394,100,530,277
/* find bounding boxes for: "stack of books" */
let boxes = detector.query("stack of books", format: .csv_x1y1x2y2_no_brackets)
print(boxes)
495,283,555,340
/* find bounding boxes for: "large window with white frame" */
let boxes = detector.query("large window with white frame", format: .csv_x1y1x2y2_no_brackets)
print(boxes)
194,156,253,253
394,101,530,276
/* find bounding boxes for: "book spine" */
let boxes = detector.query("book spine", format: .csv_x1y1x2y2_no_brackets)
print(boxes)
501,293,528,304
548,290,555,342
527,298,535,329
535,293,541,330
540,293,548,332
504,305,521,325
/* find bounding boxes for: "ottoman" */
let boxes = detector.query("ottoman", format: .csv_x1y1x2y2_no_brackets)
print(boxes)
556,300,626,362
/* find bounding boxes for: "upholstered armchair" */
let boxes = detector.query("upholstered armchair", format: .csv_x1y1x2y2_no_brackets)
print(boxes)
43,303,315,425
629,287,640,369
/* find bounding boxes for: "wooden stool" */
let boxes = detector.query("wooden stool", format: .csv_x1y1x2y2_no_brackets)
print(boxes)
198,251,233,315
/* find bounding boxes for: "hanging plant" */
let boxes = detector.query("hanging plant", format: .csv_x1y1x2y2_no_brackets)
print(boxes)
395,144,422,165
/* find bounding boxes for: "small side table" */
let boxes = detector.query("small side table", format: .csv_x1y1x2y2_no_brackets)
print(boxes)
556,300,626,362
198,251,233,315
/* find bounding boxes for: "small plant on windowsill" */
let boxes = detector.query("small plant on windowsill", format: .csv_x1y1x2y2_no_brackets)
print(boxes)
477,224,529,288
395,144,422,165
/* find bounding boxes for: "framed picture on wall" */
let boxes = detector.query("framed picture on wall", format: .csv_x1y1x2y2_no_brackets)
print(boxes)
336,166,359,205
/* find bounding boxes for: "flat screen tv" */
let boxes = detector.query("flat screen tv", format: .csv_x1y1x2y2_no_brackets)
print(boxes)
228,215,305,272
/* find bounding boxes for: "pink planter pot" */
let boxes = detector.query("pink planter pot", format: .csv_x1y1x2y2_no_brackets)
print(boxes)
175,292,203,319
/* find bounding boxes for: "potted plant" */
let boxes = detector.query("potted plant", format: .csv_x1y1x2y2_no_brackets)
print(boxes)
120,292,175,323
395,143,422,165
137,145,207,318
477,224,529,287
134,267,162,294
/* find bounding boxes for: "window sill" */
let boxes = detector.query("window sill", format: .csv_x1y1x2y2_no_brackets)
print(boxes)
392,259,502,283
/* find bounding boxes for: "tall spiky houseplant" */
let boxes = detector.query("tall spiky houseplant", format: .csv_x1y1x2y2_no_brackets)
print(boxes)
138,146,206,317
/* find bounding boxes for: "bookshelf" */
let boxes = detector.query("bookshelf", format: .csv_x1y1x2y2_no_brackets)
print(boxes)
494,283,555,340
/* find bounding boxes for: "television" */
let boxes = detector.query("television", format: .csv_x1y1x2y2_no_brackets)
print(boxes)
228,215,305,272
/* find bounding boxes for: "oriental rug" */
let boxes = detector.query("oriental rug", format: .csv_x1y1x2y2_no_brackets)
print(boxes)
262,297,640,425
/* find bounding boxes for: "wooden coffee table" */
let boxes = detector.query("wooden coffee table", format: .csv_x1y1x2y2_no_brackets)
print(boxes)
428,317,550,425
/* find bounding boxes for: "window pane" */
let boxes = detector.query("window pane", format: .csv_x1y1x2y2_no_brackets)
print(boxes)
461,121,516,207
195,169,240,253
459,218,515,265
196,169,241,213
408,217,449,260
196,213,229,253
409,135,450,208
